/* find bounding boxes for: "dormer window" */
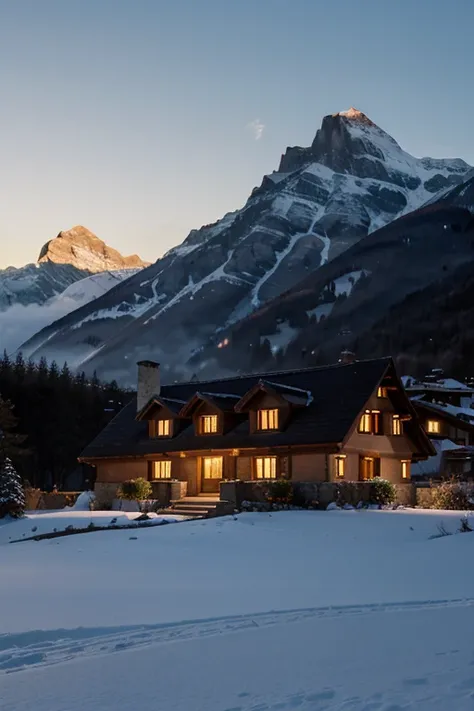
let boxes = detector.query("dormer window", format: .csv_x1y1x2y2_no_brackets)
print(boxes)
257,408,279,431
157,419,171,437
377,386,387,398
200,414,218,434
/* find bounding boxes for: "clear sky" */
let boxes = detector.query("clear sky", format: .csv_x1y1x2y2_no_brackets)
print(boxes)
1,0,473,268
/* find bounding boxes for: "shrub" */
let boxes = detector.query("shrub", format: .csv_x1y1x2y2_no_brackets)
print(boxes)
117,478,152,501
369,478,396,506
431,480,472,510
267,479,293,504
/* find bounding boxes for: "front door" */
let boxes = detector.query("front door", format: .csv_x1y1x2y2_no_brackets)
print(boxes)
201,456,223,493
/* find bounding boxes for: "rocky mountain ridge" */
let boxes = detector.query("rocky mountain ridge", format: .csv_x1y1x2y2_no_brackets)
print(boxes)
17,109,472,383
0,226,148,311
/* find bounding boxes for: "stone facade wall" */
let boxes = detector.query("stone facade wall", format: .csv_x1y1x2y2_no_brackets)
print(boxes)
94,482,120,506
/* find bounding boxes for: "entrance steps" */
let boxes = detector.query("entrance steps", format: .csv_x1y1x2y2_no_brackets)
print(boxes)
163,496,234,519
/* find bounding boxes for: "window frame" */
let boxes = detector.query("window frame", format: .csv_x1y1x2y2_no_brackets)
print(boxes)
358,410,383,435
335,454,346,478
401,459,410,479
359,455,381,481
391,414,402,436
255,456,277,479
199,414,218,434
427,419,440,434
157,419,171,437
257,408,279,431
153,460,172,479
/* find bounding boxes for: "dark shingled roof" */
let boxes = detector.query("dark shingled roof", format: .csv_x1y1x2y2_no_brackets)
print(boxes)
80,357,430,459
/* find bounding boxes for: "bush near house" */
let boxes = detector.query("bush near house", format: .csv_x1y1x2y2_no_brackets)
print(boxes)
117,478,152,502
369,479,397,506
431,480,474,510
267,479,293,505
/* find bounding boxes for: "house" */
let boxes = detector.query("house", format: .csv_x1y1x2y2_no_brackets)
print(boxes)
79,357,435,511
404,370,474,479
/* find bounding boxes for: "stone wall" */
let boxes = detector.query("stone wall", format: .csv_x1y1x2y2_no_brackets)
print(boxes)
221,480,412,509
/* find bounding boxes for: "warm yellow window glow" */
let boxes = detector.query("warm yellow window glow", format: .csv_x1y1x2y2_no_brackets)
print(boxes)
391,415,402,436
427,420,440,434
257,409,279,430
360,456,380,480
401,460,410,479
200,414,218,434
335,455,346,478
255,456,277,479
157,419,171,437
153,460,171,479
377,386,387,398
359,411,372,433
358,410,382,434
202,457,223,479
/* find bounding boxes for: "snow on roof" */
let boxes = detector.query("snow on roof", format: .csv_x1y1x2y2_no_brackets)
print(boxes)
404,376,474,392
264,380,313,405
417,399,474,422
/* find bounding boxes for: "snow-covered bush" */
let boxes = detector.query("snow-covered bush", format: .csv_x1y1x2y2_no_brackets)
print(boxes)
431,481,473,511
0,457,25,518
117,478,152,502
369,479,396,506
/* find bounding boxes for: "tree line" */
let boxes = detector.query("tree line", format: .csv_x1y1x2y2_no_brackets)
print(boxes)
0,352,132,491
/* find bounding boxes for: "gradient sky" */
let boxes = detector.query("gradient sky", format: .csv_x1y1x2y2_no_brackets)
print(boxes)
1,0,473,268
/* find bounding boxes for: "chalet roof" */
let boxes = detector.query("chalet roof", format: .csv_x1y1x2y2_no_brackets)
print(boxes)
80,357,433,460
412,400,474,431
136,395,186,420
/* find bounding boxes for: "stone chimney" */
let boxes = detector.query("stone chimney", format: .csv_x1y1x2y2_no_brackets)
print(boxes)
338,349,356,365
137,360,160,412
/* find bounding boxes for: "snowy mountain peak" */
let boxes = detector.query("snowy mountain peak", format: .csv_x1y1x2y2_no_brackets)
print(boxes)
335,107,374,125
37,226,149,273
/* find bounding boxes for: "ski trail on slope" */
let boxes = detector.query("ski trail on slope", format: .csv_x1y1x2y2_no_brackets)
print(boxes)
1,597,473,675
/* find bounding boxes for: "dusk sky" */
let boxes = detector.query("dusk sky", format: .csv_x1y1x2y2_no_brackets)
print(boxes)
1,0,473,268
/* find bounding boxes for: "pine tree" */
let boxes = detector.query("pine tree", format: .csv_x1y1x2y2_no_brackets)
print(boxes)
0,457,25,518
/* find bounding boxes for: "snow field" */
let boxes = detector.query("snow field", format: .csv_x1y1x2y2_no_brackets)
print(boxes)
1,509,474,710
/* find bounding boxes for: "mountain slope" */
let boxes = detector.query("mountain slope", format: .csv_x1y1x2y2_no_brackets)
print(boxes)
203,182,474,376
19,110,471,382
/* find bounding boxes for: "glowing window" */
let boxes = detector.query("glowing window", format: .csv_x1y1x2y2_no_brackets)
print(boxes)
392,415,402,436
255,456,277,479
153,460,171,479
335,455,346,478
427,420,440,434
200,415,218,434
257,409,279,430
157,419,171,437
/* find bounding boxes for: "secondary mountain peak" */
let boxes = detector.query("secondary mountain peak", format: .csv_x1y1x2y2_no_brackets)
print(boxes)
37,226,149,273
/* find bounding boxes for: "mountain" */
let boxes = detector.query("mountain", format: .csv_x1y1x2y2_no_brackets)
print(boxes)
0,227,147,353
204,173,474,377
38,226,147,273
18,109,471,383
0,226,148,311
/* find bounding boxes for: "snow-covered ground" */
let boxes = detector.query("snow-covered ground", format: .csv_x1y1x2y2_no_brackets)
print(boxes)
0,510,185,544
1,509,474,710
